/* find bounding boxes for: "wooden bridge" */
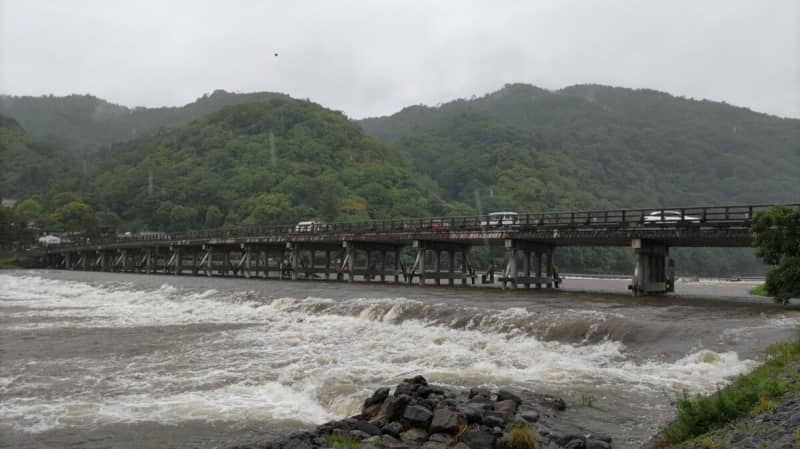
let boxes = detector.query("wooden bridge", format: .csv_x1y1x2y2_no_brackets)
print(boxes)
28,204,796,295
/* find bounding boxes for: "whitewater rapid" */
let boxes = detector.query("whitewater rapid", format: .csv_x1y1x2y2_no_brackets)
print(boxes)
1,271,797,448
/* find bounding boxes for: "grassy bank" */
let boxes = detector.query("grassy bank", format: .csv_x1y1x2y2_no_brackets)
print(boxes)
651,333,800,448
749,283,768,296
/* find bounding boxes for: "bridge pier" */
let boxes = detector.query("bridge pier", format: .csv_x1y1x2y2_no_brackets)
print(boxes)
501,240,559,289
339,242,401,283
630,239,675,295
411,241,472,286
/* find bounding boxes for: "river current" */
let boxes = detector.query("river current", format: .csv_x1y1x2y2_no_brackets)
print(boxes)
1,270,798,449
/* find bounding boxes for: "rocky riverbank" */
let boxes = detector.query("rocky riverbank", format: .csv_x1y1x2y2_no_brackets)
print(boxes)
230,376,612,449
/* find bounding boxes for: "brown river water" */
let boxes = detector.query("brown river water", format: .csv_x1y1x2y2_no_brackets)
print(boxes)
1,270,798,449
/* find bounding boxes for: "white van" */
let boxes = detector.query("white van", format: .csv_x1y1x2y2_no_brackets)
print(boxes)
38,235,61,245
481,212,519,227
295,221,319,232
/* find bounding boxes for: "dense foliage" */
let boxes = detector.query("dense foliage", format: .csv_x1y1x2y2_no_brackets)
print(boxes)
0,90,287,151
4,84,800,275
360,83,800,274
752,205,800,303
85,99,447,231
0,115,83,198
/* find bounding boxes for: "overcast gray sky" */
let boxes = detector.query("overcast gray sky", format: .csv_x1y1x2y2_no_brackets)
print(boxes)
1,0,798,119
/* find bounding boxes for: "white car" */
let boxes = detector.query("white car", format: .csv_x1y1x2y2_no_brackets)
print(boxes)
643,210,701,223
481,212,519,227
295,221,322,232
38,235,61,245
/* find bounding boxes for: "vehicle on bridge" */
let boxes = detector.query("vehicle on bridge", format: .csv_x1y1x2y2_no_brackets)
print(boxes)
643,210,701,224
295,221,323,232
481,212,519,227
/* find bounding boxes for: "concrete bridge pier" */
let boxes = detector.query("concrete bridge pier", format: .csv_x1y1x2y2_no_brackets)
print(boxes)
501,240,558,289
411,241,472,286
630,239,675,295
288,242,344,281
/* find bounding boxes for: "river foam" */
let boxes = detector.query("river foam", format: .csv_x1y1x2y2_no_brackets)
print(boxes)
0,272,777,436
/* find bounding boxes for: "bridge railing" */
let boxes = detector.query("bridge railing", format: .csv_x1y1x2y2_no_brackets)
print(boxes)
34,203,799,252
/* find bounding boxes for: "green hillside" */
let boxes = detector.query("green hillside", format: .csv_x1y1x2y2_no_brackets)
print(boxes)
0,90,288,151
359,83,800,274
0,114,81,198
86,98,448,232
360,83,800,209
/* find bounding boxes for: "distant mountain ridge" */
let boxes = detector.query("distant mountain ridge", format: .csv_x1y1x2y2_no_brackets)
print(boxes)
359,83,800,209
0,89,288,150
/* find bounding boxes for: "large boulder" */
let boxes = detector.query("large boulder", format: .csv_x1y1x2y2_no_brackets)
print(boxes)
403,404,433,428
384,394,411,422
429,407,466,434
462,429,497,449
493,400,518,419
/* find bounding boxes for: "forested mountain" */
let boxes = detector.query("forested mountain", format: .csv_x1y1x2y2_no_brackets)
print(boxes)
0,115,81,198
360,83,800,209
83,98,448,231
0,90,287,151
359,83,800,274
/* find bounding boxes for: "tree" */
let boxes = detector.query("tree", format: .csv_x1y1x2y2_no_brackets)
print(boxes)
752,205,800,303
14,198,43,227
205,205,224,228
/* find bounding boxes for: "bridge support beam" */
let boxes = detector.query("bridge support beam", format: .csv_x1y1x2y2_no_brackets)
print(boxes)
411,241,472,286
630,239,675,295
339,241,402,283
501,240,559,289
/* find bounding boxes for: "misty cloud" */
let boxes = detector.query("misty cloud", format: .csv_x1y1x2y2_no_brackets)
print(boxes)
1,0,798,118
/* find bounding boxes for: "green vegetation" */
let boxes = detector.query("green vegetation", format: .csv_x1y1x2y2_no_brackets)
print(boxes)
0,90,287,150
499,423,538,449
4,84,800,276
361,83,800,274
749,284,768,296
663,337,800,443
752,205,800,303
325,434,363,449
579,393,596,408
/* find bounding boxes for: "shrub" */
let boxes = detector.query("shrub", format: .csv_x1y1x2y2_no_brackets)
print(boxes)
499,424,537,449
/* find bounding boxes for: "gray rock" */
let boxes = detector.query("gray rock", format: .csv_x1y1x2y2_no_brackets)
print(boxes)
365,387,390,408
385,394,411,422
462,429,497,449
349,430,372,440
395,382,421,397
585,439,610,449
458,403,486,424
381,435,408,449
363,435,381,447
494,399,518,418
469,387,492,399
542,395,566,411
451,443,471,449
420,441,447,449
352,420,381,436
519,410,540,423
481,414,504,428
399,428,428,443
788,410,800,427
497,389,522,405
430,407,466,434
382,421,404,438
564,439,586,449
550,433,586,446
403,405,433,427
769,434,794,449
428,433,450,443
